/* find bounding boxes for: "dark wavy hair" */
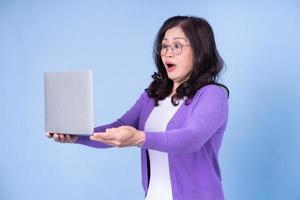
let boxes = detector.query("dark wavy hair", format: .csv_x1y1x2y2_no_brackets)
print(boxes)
145,15,229,106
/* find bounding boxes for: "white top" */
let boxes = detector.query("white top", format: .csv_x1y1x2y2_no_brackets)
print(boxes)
144,96,183,200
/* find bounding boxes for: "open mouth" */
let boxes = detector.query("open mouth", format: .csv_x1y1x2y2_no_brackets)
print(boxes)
166,63,175,68
166,63,176,72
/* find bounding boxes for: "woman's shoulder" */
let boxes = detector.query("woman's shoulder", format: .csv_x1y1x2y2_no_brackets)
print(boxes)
194,84,229,100
139,90,153,103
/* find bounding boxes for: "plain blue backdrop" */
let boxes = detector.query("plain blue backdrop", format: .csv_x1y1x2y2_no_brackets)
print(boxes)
1,1,299,199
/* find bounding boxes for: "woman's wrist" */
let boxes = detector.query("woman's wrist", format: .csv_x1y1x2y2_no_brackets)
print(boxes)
136,131,145,147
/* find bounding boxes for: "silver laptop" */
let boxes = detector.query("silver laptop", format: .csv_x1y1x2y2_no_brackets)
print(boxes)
44,70,94,135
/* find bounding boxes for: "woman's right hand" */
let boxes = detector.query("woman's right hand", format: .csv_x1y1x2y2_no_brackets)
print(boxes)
46,132,79,143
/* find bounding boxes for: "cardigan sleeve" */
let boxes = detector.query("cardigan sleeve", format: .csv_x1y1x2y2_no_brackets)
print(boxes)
76,91,146,148
141,85,228,154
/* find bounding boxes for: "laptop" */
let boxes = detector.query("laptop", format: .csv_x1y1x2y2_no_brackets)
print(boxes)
44,70,94,135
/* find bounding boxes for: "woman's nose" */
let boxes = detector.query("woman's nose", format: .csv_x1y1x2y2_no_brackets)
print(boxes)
166,46,174,57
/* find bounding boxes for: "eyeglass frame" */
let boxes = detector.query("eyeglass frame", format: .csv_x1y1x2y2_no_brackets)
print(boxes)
159,42,191,56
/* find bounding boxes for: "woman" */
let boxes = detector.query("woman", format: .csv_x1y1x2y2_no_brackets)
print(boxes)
47,15,229,200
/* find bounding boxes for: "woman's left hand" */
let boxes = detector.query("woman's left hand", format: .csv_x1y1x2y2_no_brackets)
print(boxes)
90,126,145,147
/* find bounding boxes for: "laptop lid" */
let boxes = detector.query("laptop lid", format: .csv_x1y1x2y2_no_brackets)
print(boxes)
44,70,94,135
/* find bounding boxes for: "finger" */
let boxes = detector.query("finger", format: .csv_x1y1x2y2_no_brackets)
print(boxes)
90,134,124,147
102,139,118,146
90,133,114,143
89,135,112,144
66,134,72,141
46,132,53,138
59,134,66,142
93,132,112,139
70,135,79,142
89,134,106,141
53,134,60,142
106,128,118,136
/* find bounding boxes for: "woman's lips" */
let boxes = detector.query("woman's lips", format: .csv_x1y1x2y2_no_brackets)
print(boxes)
166,63,176,72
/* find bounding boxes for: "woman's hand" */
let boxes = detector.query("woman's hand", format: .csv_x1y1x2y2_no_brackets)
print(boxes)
46,132,79,143
90,126,145,147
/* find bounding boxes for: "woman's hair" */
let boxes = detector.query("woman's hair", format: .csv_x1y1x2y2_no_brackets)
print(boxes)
145,15,229,106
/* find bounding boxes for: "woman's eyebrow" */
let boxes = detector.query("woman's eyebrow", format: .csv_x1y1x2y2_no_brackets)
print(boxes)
163,37,188,42
173,37,188,42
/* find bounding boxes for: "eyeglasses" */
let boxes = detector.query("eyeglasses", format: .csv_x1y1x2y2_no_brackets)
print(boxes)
160,43,191,56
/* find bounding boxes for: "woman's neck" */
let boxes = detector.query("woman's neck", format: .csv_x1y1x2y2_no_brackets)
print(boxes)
169,85,178,97
171,75,190,96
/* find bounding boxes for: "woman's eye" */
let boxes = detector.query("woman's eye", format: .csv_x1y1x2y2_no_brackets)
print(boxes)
174,43,182,49
161,44,168,49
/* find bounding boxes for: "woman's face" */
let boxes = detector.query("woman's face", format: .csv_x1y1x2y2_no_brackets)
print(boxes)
161,26,194,85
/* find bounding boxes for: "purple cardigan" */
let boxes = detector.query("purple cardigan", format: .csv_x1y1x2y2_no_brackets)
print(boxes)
76,84,229,200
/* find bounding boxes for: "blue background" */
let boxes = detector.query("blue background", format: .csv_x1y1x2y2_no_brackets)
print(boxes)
1,1,299,199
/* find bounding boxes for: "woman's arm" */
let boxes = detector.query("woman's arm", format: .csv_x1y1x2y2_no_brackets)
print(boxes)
141,86,228,154
76,91,146,148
